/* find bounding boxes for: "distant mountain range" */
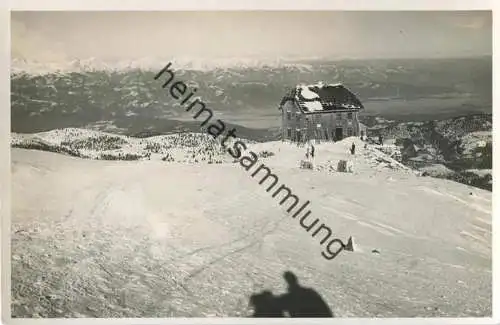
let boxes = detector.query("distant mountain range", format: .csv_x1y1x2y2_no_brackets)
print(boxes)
11,57,491,134
10,57,492,190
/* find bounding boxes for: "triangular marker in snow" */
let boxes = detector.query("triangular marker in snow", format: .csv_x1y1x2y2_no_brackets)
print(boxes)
344,236,354,252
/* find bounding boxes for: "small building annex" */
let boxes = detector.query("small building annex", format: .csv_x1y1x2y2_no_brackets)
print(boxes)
278,82,366,142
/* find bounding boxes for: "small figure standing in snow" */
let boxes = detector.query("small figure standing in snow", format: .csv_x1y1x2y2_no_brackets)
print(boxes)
311,144,315,159
305,147,310,159
378,135,383,145
350,143,356,155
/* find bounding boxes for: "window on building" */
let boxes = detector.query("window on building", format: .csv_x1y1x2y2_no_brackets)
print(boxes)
287,128,292,138
287,111,291,120
296,130,302,141
347,127,353,137
347,112,353,120
335,112,342,126
306,117,312,129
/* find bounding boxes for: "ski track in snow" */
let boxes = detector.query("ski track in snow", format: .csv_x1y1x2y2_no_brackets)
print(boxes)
417,186,491,215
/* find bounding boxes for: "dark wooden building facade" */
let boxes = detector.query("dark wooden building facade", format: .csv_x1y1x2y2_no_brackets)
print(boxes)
279,83,366,142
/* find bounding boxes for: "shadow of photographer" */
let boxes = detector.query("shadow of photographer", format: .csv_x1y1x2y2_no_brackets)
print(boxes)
249,271,334,318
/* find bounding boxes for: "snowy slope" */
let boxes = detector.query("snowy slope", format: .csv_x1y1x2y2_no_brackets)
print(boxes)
10,134,491,318
11,128,258,163
10,129,414,173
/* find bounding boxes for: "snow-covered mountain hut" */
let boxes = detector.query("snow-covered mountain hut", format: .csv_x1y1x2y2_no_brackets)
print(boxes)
278,82,365,142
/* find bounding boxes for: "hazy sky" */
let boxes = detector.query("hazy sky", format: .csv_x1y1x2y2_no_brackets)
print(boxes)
11,11,492,62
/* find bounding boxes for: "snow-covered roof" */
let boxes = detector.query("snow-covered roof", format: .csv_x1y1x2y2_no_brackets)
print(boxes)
279,82,364,114
299,85,320,100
